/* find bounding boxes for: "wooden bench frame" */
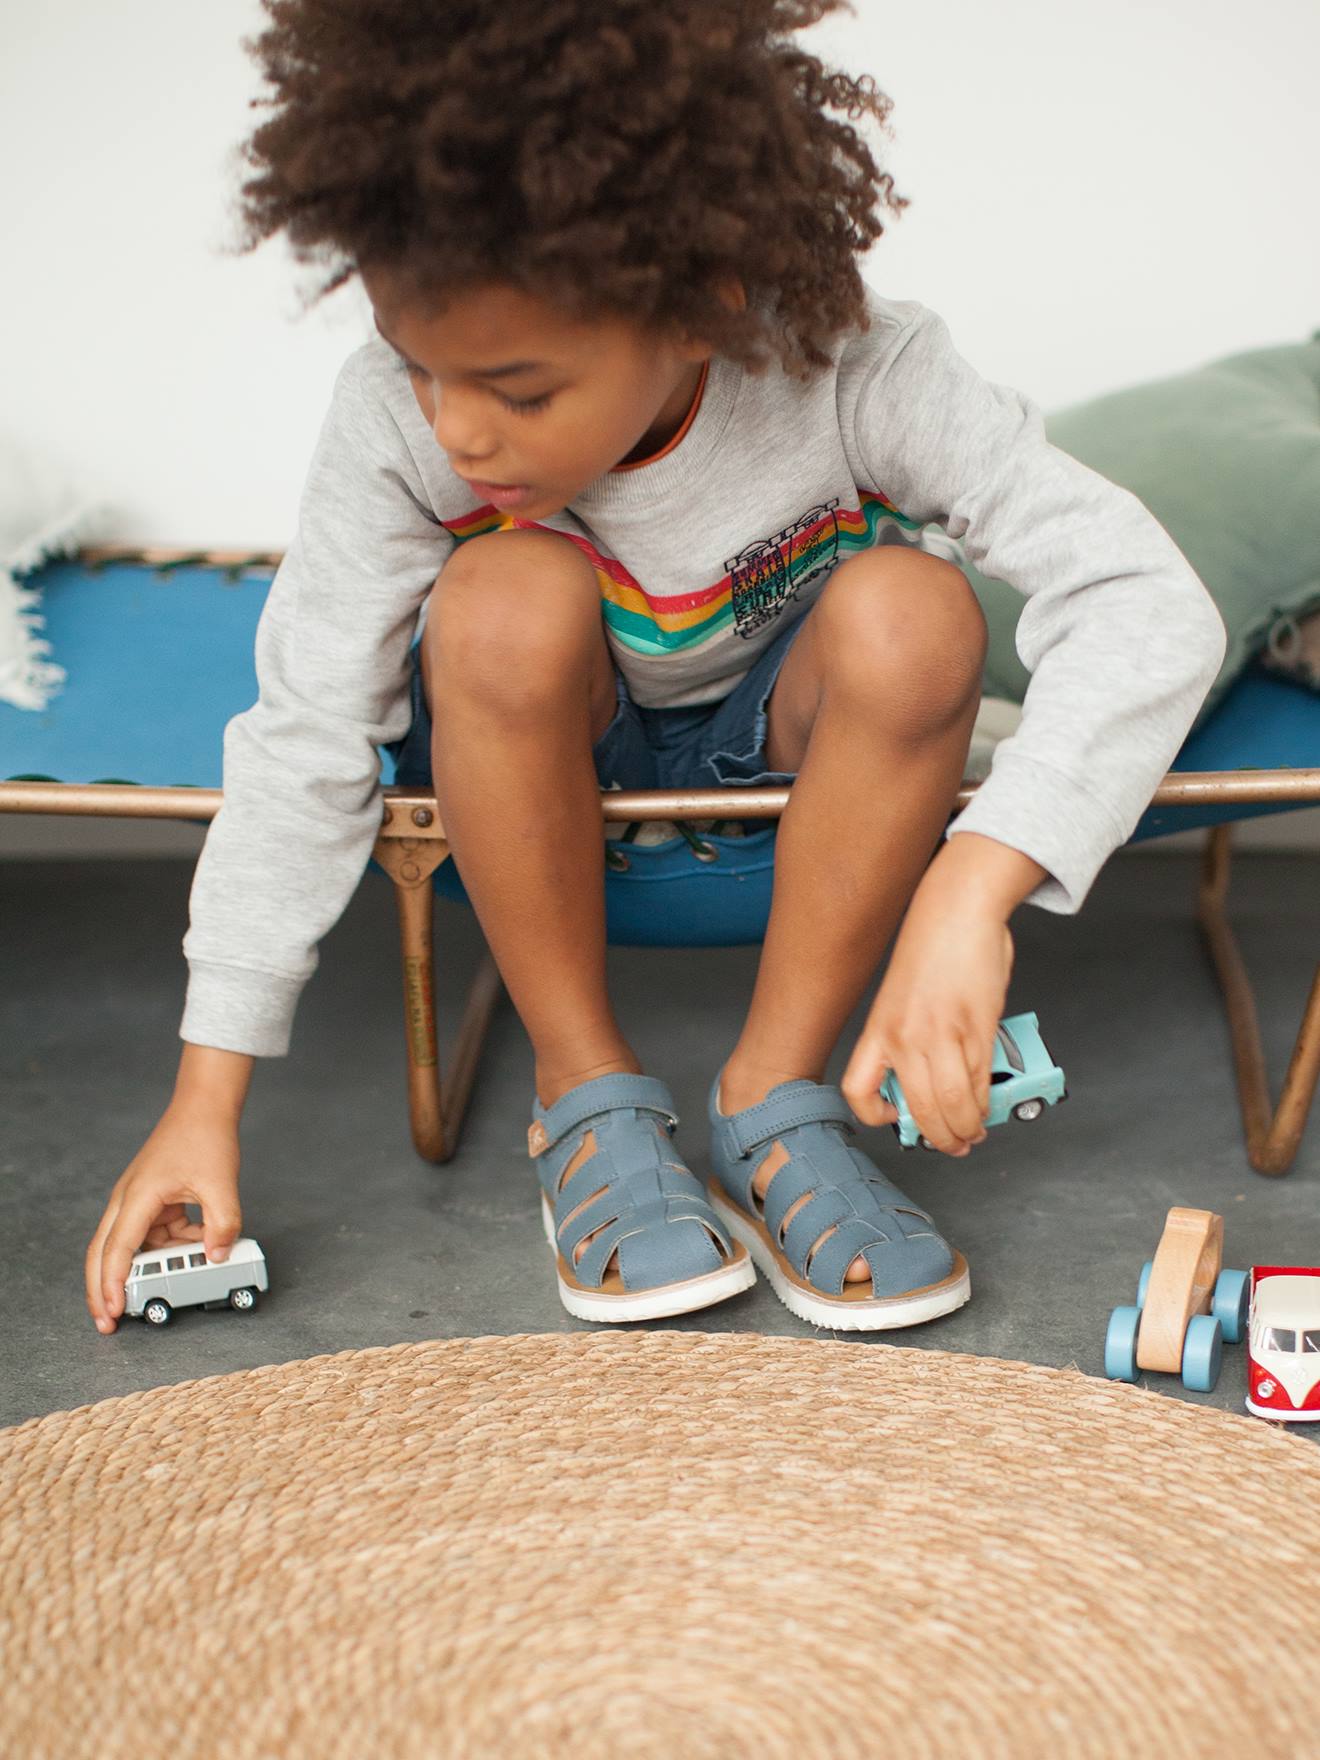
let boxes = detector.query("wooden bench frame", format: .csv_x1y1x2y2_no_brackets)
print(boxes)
4,767,1318,1175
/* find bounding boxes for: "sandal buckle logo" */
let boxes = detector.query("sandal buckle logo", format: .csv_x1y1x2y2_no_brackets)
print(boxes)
527,1121,550,1158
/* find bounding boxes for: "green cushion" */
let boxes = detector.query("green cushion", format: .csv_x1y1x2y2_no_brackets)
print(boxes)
966,329,1320,731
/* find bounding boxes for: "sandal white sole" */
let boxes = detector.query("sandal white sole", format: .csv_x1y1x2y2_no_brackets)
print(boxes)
540,1192,756,1323
708,1183,970,1332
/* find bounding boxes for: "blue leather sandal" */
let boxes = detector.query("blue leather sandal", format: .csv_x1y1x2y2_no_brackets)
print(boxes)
706,1066,970,1330
529,1071,756,1323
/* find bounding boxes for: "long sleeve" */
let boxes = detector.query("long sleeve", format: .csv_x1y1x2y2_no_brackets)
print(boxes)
851,304,1228,913
180,346,453,1055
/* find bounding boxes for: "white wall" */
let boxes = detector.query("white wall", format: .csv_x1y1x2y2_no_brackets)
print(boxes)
3,0,1318,854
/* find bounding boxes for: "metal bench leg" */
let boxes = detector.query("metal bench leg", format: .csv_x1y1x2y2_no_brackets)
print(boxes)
1196,823,1320,1175
372,831,504,1164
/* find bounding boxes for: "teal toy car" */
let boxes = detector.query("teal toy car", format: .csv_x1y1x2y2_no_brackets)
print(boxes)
879,1011,1067,1150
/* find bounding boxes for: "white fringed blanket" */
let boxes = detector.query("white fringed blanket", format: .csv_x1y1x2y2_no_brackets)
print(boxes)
0,437,109,710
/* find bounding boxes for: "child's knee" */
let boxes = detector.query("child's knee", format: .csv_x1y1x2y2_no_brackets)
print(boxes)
426,528,607,704
822,549,986,732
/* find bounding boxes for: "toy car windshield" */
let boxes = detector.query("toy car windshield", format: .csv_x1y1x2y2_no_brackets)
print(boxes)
995,1024,1025,1072
1260,1326,1298,1352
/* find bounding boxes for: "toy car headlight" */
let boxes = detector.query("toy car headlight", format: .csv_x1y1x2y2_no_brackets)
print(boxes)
1257,1377,1276,1399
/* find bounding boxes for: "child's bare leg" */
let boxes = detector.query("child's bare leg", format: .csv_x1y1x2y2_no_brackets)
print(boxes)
420,530,643,1269
717,548,987,1279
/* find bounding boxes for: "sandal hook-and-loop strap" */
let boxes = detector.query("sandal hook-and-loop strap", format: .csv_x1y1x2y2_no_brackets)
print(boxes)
723,1086,856,1160
528,1073,679,1160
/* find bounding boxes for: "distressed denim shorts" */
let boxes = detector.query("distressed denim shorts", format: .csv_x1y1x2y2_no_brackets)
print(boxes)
384,603,813,795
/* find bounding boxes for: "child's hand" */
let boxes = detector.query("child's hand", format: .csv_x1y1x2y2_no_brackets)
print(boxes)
84,1101,243,1334
840,879,1015,1156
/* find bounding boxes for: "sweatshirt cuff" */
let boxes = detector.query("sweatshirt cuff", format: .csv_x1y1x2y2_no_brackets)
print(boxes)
945,748,1130,915
180,960,306,1058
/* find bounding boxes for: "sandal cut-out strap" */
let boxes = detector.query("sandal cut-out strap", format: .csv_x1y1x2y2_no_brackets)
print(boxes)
551,1124,698,1235
528,1072,679,1159
562,1186,733,1289
768,1148,943,1298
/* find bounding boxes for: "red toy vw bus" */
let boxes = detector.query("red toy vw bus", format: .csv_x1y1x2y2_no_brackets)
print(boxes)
1245,1266,1320,1423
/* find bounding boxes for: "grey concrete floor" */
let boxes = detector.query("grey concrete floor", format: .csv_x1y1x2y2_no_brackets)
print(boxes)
1,847,1316,1434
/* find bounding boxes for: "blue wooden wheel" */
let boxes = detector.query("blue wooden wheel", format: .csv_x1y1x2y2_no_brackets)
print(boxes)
1212,1268,1250,1344
1105,1306,1141,1382
1137,1260,1153,1308
1181,1314,1224,1392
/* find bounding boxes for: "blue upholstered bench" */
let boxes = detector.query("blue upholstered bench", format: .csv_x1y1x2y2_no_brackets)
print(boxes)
3,552,1318,1172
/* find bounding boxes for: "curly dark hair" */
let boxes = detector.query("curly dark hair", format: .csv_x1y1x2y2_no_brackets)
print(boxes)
226,0,909,380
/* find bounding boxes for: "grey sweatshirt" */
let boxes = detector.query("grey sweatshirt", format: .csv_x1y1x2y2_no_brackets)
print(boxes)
180,283,1227,1056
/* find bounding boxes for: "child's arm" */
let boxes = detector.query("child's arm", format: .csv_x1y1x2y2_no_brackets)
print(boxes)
174,1041,255,1116
180,342,454,1060
844,296,1227,916
86,343,452,1326
837,299,1227,1147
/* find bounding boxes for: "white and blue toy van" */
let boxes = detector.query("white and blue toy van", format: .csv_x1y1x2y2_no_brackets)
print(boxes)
123,1236,269,1326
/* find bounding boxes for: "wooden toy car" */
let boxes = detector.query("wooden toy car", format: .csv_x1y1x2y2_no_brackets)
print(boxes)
879,1011,1067,1150
1245,1266,1320,1422
123,1236,269,1326
1104,1206,1249,1392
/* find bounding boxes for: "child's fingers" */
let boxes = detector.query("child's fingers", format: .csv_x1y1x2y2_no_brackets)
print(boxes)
85,1201,123,1332
204,1194,244,1263
918,1039,986,1154
896,1053,960,1156
841,1040,898,1126
99,1196,160,1325
960,1025,993,1124
142,1206,203,1250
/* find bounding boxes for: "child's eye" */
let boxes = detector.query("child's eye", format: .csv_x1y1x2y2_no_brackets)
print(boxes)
403,361,551,416
497,391,553,415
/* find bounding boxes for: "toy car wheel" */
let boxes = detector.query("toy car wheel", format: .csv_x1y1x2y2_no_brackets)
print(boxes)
1012,1099,1044,1123
1211,1268,1250,1344
1181,1313,1224,1393
918,1135,936,1152
229,1287,258,1312
1136,1260,1153,1308
1104,1306,1141,1382
143,1299,172,1327
890,1125,914,1150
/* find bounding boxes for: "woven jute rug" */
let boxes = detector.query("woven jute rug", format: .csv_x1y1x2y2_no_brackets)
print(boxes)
3,1332,1318,1759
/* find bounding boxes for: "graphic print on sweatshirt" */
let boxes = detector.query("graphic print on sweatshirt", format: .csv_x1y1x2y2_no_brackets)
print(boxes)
725,499,841,635
439,486,925,658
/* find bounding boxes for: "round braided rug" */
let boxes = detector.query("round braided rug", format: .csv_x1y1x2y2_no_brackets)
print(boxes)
3,1332,1317,1759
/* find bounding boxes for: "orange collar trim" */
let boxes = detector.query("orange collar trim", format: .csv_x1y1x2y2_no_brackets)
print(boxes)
610,357,710,473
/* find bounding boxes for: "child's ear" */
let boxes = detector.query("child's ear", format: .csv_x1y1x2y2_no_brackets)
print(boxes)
677,275,747,357
714,274,747,313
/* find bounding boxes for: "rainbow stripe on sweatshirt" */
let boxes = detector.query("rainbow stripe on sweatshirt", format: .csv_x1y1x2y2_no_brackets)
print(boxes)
438,487,921,657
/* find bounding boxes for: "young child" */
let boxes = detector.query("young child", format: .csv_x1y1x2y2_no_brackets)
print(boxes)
85,0,1225,1336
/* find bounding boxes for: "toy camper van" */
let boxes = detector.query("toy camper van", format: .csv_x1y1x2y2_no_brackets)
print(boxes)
1245,1266,1320,1423
123,1236,269,1327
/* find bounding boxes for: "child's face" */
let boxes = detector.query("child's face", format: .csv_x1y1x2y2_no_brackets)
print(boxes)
359,269,732,516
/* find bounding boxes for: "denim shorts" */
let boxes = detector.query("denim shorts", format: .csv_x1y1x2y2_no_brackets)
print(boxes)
384,603,813,794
